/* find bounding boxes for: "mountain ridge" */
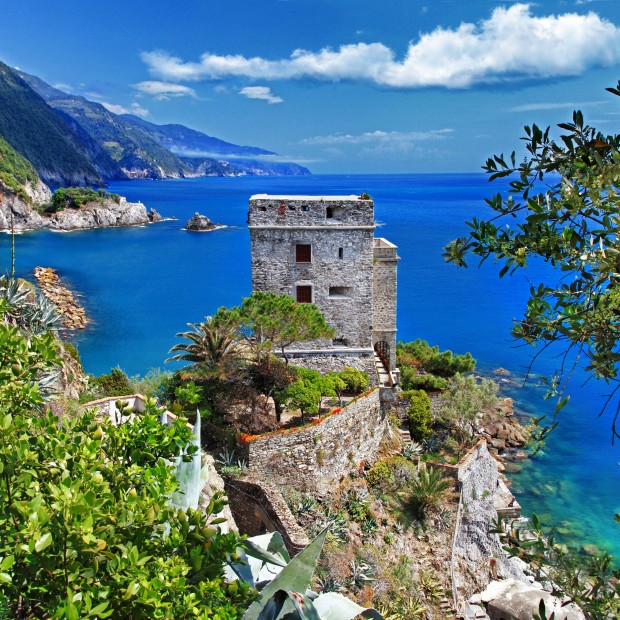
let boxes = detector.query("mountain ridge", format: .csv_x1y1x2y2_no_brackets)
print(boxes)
16,69,310,179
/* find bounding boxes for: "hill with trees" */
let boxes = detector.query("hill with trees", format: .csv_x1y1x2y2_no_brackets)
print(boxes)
0,62,106,186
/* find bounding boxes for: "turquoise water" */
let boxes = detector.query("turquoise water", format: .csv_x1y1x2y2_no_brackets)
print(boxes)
1,174,618,559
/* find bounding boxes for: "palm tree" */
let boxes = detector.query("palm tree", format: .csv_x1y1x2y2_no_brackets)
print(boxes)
167,311,243,379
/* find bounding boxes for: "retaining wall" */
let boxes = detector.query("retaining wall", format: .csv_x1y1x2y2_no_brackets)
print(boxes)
224,478,309,556
238,388,385,493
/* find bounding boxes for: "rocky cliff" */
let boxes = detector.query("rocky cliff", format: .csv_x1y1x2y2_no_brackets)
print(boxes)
0,181,162,231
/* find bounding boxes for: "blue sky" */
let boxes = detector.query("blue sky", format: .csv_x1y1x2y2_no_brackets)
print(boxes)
2,0,620,173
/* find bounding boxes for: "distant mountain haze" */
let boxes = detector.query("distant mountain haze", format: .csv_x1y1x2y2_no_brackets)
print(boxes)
13,67,310,181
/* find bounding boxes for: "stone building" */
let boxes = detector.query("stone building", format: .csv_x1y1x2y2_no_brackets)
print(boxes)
248,194,399,383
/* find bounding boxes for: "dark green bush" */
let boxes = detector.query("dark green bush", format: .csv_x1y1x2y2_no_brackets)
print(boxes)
406,389,433,441
92,367,133,397
397,339,475,378
400,366,449,392
45,187,120,213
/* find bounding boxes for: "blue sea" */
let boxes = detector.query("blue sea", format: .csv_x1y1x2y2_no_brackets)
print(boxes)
2,174,618,560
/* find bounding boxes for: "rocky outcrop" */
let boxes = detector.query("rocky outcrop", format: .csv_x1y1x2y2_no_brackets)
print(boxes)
469,579,585,620
34,267,89,330
185,212,220,231
0,185,163,231
0,180,50,230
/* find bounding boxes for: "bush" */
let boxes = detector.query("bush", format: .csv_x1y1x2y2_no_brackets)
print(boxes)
406,389,433,441
91,367,133,396
397,339,475,378
366,456,417,493
400,367,448,392
338,366,369,394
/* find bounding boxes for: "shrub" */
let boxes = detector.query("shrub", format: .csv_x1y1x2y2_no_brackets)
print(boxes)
338,366,369,394
366,456,417,493
61,341,82,368
397,339,475,378
408,464,453,519
400,367,449,392
91,367,133,396
406,389,433,441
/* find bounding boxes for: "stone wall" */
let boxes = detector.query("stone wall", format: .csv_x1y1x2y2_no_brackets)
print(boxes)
282,350,378,386
249,195,376,349
250,227,374,349
248,195,375,228
372,238,399,370
453,441,527,604
239,388,385,493
224,478,309,556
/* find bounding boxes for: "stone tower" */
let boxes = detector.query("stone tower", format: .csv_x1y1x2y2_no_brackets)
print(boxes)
248,194,398,379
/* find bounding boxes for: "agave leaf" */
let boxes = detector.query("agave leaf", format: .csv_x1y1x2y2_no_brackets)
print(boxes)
255,590,321,620
243,528,328,620
245,532,289,567
312,592,384,620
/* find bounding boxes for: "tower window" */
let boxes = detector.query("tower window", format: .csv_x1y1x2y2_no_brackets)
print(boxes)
296,244,311,263
338,247,343,259
326,207,333,218
296,285,312,303
329,286,352,298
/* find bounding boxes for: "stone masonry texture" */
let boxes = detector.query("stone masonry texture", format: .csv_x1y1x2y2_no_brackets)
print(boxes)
238,389,384,493
249,195,376,349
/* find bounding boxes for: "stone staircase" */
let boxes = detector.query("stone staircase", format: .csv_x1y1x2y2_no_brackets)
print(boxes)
373,351,392,387
398,426,412,448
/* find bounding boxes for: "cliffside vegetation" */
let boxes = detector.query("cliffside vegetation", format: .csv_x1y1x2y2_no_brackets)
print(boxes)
0,61,102,185
43,187,121,213
0,280,256,618
397,339,475,392
0,136,39,201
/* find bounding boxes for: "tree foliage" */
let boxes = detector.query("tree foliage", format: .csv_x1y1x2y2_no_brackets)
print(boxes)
444,83,620,440
46,187,121,213
405,389,433,442
0,320,253,619
236,292,335,365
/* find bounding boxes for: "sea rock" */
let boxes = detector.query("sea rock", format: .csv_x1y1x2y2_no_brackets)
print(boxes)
185,212,219,231
147,208,163,222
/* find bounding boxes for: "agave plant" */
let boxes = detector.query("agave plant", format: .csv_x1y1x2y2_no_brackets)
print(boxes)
402,442,424,460
0,277,61,335
227,529,384,620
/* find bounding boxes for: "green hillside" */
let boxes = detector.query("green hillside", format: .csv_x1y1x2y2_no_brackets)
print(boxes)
0,62,103,185
0,136,40,201
21,72,191,179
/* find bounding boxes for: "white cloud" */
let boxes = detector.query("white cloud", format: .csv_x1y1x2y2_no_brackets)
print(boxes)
301,129,453,147
509,100,607,112
101,101,150,117
239,86,283,104
132,80,196,100
141,4,620,89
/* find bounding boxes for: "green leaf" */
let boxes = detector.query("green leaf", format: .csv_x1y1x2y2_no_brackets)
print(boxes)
313,592,385,619
35,531,52,553
244,529,328,620
66,602,79,620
